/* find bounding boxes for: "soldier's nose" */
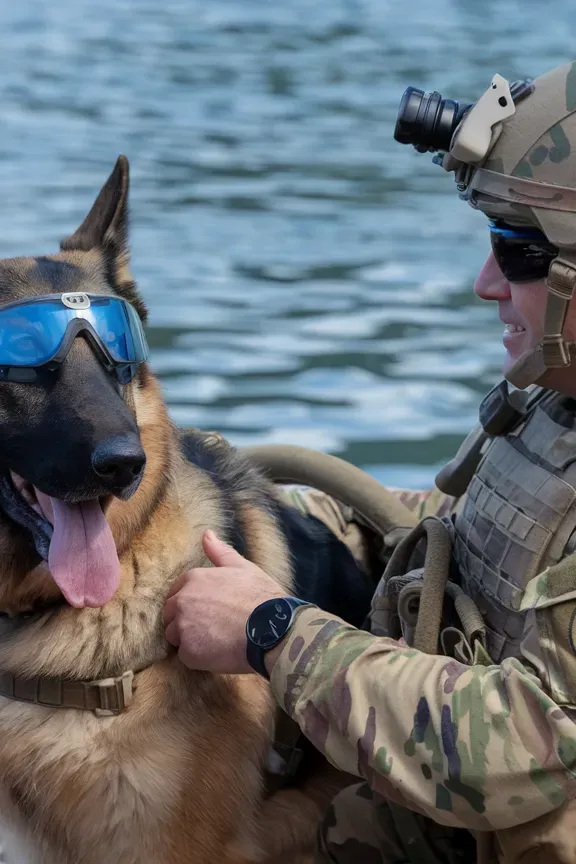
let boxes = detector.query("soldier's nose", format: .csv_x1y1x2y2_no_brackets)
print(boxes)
474,252,512,302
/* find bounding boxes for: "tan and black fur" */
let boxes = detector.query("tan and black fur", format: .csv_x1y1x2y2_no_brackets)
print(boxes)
0,157,360,863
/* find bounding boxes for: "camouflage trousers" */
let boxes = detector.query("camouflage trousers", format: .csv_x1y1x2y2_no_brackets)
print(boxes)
278,484,471,864
315,782,476,864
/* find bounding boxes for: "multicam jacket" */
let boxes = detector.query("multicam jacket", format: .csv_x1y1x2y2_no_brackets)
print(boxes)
272,392,576,832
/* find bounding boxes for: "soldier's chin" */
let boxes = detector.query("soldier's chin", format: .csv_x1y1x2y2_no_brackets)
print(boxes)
501,329,530,374
502,347,521,378
502,352,515,377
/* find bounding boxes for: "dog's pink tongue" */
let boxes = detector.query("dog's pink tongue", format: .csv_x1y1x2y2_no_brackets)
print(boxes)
35,491,120,608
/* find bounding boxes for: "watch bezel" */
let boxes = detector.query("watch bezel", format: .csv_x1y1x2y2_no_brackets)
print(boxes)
246,597,300,650
245,596,311,680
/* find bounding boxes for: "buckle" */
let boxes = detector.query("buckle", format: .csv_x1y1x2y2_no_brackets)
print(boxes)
547,259,576,300
543,335,571,368
92,670,134,717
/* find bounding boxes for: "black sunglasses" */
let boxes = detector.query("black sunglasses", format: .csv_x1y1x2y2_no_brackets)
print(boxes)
489,219,558,283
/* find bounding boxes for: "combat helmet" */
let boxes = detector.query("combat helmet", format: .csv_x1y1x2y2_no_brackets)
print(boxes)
395,60,576,389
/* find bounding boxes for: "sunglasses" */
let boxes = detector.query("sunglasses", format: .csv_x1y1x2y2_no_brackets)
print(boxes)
489,219,558,284
0,292,149,384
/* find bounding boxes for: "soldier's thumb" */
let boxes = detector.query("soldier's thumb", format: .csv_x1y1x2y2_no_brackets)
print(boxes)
203,529,247,568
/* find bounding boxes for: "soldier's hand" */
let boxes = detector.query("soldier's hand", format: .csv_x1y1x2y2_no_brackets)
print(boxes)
163,529,286,675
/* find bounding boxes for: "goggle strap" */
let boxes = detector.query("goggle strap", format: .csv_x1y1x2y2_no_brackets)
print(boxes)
488,220,548,241
542,257,576,368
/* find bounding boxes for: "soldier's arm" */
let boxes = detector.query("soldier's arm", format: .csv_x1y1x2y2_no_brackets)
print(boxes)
268,606,576,831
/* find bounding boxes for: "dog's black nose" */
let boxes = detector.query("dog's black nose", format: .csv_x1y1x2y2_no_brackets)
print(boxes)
91,435,146,491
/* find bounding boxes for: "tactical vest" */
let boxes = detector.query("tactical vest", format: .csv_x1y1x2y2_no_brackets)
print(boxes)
450,385,576,663
378,382,576,864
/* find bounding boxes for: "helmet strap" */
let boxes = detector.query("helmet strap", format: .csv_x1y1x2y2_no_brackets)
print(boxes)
505,252,576,389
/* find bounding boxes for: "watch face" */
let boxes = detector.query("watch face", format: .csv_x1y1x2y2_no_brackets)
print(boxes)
248,598,293,649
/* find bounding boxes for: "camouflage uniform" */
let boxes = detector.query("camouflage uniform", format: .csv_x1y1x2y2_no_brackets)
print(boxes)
268,61,576,863
278,483,476,863
275,457,576,863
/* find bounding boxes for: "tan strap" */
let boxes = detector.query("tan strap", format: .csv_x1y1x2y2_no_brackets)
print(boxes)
0,669,134,716
412,519,453,655
542,258,576,367
384,516,452,655
449,587,486,647
239,444,418,539
404,580,487,651
470,168,576,212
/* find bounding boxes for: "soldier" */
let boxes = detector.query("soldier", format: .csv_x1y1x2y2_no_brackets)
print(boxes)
164,60,576,863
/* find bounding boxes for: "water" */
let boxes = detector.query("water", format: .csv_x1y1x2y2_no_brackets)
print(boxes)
0,0,573,488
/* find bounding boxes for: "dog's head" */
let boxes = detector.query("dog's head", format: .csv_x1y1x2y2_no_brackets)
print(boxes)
0,156,171,611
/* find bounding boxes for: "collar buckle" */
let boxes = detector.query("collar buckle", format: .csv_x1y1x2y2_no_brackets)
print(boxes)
92,670,135,717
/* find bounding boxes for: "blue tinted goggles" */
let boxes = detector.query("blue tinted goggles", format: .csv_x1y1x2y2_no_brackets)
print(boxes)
0,292,149,384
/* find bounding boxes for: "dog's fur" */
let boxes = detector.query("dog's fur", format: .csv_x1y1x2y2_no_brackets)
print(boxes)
0,157,370,863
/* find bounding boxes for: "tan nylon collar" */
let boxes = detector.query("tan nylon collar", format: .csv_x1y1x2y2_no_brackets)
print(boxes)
0,669,134,716
0,608,136,717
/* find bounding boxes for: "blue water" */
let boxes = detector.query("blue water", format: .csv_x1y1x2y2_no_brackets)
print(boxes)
0,0,573,487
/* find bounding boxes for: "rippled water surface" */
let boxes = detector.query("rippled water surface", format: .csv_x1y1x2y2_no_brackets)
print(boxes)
0,0,574,487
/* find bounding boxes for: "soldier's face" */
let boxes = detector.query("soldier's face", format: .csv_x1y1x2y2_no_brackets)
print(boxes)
474,251,576,394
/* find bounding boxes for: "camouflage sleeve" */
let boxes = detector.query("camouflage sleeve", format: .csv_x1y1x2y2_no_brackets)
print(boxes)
270,606,576,831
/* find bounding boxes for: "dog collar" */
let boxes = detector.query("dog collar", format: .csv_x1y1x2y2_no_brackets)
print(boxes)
0,606,136,717
0,667,134,717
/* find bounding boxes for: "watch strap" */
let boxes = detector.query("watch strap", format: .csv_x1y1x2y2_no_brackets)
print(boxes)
246,634,270,679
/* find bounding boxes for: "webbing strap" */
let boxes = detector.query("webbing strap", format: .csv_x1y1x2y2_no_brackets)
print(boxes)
384,516,453,655
543,258,576,368
0,669,134,716
470,168,576,212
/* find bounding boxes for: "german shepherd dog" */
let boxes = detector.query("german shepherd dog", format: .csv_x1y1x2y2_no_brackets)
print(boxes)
0,157,376,863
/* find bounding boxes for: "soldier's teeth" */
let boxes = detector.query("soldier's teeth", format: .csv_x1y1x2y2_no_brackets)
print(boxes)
504,324,525,333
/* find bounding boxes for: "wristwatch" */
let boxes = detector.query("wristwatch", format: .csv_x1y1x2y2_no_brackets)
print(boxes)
246,597,312,680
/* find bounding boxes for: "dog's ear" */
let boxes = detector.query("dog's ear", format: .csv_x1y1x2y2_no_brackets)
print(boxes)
60,155,147,321
61,155,129,255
